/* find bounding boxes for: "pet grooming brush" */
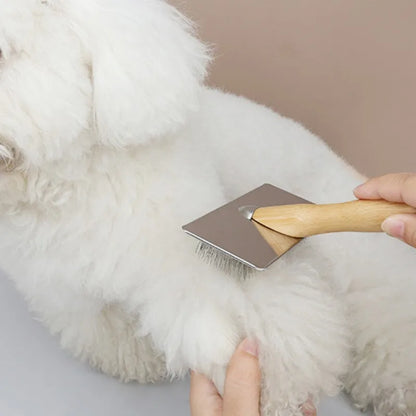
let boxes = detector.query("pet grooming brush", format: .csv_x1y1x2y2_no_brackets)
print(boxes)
182,184,416,275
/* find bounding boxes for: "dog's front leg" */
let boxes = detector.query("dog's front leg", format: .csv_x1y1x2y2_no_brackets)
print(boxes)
132,256,246,389
240,253,350,416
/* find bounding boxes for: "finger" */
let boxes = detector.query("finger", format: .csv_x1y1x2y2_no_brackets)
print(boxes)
354,173,416,207
223,338,261,416
190,371,223,416
382,214,416,248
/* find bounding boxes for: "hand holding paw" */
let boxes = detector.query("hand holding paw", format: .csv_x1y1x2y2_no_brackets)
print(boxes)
190,338,316,416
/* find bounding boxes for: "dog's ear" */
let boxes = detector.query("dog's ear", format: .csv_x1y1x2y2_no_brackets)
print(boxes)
69,0,209,147
0,0,94,167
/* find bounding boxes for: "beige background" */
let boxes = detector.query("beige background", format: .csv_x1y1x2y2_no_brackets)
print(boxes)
170,0,415,176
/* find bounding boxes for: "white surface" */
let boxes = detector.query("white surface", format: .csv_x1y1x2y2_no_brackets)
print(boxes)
0,273,370,416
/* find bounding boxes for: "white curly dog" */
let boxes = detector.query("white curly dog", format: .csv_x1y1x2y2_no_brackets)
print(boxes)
1,1,415,414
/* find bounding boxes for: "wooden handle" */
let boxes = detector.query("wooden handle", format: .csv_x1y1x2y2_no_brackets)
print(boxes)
252,200,416,238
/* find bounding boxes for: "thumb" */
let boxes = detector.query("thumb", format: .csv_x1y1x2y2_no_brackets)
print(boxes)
382,214,416,248
222,338,261,416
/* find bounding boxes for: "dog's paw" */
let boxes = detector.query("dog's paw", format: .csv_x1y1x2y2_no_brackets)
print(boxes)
65,304,168,383
372,383,416,416
88,334,168,383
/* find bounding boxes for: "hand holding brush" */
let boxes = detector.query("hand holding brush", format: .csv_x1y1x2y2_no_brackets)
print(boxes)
354,172,416,248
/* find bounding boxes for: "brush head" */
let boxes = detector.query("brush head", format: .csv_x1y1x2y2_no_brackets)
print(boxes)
182,183,311,272
195,242,255,279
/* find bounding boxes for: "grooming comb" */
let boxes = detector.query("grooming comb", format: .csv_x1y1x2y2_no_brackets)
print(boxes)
182,184,416,276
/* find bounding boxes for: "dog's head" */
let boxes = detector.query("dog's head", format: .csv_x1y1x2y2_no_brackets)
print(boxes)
0,0,208,172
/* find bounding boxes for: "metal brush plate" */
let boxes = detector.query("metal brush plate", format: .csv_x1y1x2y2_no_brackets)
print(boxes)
182,184,311,270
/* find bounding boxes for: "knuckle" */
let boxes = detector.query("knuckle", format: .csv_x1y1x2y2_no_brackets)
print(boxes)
225,359,261,392
226,373,260,393
226,373,261,390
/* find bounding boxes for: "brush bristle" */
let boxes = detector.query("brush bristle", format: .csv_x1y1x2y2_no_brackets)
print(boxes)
196,242,255,279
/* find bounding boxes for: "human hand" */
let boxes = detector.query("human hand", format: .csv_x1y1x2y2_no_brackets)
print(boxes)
354,173,416,247
190,338,316,416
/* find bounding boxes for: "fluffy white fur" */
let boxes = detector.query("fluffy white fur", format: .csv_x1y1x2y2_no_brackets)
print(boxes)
0,1,415,414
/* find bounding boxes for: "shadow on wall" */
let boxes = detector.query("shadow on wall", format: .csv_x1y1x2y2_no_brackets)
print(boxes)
170,0,416,177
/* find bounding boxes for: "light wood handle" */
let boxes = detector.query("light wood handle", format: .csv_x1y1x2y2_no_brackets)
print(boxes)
252,200,416,238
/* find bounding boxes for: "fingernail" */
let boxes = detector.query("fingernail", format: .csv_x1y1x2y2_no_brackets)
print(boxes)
240,338,259,357
382,217,405,239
